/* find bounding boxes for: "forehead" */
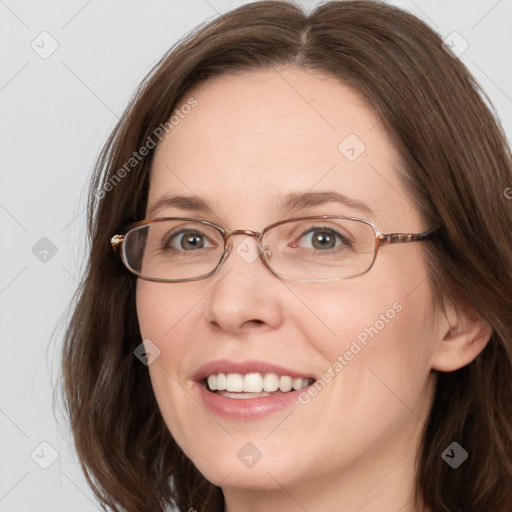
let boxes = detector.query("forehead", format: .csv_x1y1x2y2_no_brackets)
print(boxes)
147,66,421,230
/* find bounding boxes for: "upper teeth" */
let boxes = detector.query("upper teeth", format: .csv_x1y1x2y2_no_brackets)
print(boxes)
206,372,312,393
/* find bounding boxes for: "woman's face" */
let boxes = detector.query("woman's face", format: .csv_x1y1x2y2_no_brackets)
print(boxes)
137,67,445,502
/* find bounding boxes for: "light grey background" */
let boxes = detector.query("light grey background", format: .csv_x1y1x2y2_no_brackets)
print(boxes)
1,0,511,510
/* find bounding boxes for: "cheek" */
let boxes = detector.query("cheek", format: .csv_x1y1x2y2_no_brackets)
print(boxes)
136,280,205,340
292,258,438,393
293,282,430,354
135,281,197,413
289,280,438,457
135,281,206,453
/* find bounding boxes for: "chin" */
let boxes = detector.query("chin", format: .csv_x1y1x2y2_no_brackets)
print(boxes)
197,459,301,491
178,432,313,492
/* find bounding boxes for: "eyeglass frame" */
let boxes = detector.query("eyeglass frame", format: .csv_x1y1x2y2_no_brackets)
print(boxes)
111,215,440,283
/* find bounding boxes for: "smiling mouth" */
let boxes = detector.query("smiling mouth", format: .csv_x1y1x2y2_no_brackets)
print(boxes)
204,372,315,399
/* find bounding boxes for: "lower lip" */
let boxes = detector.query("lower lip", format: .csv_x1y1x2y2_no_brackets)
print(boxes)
194,381,311,420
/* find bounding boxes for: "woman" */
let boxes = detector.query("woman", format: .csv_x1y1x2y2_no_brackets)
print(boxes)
62,1,512,511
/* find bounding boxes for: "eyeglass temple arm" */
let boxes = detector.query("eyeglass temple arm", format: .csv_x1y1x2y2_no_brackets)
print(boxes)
377,227,439,244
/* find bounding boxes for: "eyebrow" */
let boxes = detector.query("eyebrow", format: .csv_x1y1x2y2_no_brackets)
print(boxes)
147,191,374,218
147,195,212,218
280,191,374,217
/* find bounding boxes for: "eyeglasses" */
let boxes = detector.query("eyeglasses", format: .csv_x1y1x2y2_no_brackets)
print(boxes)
111,216,439,283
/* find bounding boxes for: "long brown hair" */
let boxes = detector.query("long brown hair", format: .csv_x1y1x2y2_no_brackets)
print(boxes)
61,1,512,510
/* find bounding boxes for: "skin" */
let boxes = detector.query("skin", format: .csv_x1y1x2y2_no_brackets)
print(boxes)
136,66,491,512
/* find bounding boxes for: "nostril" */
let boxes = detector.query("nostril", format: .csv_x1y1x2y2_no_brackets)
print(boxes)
245,319,265,327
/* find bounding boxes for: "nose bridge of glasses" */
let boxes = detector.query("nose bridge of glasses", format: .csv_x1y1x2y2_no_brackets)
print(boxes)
224,229,264,244
222,229,271,265
224,229,263,254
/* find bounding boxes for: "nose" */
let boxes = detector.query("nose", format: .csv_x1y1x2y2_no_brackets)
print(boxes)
204,235,283,334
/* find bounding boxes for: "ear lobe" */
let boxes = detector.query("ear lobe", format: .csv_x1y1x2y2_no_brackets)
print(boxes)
431,298,493,373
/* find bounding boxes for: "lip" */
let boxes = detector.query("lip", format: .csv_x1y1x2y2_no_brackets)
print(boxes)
191,359,317,420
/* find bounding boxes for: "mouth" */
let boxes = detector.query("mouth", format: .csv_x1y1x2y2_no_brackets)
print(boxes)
204,372,315,399
192,359,318,418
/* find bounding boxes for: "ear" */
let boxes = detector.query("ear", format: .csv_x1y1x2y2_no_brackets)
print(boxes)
431,296,492,372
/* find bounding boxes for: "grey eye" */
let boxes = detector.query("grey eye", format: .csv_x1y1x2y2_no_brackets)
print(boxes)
168,230,213,250
298,229,344,250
